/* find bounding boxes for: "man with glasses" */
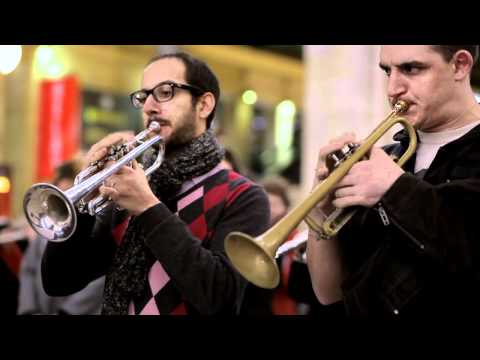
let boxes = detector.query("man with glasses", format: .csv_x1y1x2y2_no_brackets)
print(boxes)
41,52,270,315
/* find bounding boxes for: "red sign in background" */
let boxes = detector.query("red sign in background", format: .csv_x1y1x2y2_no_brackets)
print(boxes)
36,75,81,182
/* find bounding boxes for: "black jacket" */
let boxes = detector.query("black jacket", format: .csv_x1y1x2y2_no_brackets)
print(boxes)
339,124,480,318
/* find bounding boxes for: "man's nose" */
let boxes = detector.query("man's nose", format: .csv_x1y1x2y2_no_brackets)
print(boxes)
143,94,161,116
387,71,407,100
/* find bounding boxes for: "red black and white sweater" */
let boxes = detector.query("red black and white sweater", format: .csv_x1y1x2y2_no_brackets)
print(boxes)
41,167,270,315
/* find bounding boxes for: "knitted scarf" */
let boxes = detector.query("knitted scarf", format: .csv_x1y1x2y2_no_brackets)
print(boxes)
102,130,224,315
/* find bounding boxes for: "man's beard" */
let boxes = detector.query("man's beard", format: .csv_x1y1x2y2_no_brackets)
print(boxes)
164,112,198,156
148,111,198,157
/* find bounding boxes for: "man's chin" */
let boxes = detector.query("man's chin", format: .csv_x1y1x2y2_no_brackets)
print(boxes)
402,109,418,125
408,117,425,131
158,125,172,139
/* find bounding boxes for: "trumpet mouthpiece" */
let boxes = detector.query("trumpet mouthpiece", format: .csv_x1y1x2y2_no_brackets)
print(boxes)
148,121,161,131
394,100,409,113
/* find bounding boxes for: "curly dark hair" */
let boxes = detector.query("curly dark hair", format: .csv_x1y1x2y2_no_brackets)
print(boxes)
52,159,82,185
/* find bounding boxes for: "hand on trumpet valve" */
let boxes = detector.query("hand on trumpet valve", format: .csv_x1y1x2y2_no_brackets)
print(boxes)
85,131,135,168
331,146,404,209
309,132,358,219
98,159,160,216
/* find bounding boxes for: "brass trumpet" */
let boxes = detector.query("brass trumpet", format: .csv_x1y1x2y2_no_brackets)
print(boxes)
224,101,417,289
23,121,164,243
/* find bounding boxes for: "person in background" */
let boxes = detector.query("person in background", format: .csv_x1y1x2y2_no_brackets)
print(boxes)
221,148,241,173
18,159,105,315
240,176,302,315
0,219,29,314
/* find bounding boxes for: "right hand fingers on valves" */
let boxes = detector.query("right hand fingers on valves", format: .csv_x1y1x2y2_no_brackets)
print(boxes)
86,133,133,164
86,148,107,167
322,133,356,156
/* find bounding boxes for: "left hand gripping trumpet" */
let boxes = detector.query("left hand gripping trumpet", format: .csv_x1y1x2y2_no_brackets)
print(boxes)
23,121,164,242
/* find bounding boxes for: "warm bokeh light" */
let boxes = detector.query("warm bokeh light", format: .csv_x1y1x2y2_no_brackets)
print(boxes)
0,45,22,75
0,176,11,194
34,45,68,79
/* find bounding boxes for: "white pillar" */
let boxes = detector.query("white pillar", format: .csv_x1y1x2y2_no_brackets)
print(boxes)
301,45,390,198
156,45,180,55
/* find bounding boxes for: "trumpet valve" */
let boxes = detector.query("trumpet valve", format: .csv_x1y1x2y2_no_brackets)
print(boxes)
325,142,360,172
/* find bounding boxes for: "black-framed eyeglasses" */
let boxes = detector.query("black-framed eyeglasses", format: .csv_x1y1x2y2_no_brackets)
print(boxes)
130,81,204,109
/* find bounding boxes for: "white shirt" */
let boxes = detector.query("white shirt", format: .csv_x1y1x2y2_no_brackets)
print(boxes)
414,121,480,173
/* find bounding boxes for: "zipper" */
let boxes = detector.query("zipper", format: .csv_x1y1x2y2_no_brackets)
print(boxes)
377,203,390,226
376,202,425,251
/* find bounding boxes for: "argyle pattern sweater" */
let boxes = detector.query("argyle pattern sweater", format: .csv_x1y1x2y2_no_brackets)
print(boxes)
41,169,270,315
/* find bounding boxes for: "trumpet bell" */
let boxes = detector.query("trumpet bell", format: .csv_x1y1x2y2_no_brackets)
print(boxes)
23,183,77,242
225,232,280,289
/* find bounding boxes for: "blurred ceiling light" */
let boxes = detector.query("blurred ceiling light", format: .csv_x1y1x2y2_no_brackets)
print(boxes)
276,100,296,119
275,99,297,167
34,45,68,79
36,45,54,66
242,90,258,105
0,45,22,75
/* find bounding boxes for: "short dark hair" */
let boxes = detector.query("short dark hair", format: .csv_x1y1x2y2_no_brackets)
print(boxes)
431,45,479,67
147,52,220,129
52,160,82,185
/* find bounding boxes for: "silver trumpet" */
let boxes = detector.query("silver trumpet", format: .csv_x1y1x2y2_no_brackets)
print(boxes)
23,121,164,243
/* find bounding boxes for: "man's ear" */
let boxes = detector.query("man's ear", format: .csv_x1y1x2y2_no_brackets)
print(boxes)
197,92,216,121
452,50,474,81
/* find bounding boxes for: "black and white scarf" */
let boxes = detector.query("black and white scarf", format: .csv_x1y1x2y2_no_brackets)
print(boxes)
102,130,224,315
